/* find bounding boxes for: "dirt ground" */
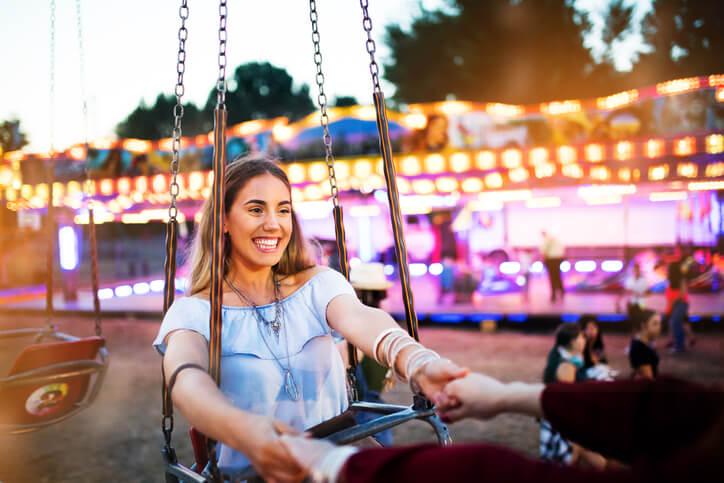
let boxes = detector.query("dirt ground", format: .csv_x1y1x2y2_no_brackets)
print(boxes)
0,316,721,483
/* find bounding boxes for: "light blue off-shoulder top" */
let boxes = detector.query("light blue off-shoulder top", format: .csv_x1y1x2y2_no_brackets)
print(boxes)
153,268,355,472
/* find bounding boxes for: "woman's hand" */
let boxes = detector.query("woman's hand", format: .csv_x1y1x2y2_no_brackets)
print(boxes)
413,358,469,400
434,373,544,423
241,416,305,483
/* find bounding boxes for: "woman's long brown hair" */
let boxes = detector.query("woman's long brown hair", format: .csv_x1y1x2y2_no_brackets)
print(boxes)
187,155,315,295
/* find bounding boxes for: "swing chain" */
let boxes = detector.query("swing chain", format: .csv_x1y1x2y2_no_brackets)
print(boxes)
75,0,93,201
216,0,228,107
168,0,189,222
359,0,381,93
309,0,340,207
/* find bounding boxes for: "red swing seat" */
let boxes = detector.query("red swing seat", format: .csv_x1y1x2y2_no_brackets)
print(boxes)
0,333,108,434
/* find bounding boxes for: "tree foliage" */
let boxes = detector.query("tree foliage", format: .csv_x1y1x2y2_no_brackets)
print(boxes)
384,0,723,104
384,0,600,104
0,119,28,154
116,62,314,139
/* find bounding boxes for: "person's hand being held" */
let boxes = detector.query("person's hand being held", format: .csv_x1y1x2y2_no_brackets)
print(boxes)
242,416,305,483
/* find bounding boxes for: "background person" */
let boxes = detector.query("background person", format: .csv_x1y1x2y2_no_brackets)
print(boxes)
629,309,662,380
540,231,565,302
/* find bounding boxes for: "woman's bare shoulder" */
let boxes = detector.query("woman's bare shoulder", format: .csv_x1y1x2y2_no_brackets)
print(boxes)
278,265,326,291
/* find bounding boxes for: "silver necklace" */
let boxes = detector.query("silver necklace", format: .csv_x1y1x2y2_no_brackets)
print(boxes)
226,276,300,401
226,276,282,341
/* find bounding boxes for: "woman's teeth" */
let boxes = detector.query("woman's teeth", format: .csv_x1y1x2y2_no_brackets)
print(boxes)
254,238,278,250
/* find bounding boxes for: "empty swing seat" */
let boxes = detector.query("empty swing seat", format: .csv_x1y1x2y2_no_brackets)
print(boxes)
0,334,108,434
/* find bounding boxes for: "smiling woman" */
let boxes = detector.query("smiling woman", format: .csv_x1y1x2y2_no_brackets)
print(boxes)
154,155,468,481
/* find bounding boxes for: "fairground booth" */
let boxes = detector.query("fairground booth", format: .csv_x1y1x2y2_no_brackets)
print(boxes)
1,75,722,324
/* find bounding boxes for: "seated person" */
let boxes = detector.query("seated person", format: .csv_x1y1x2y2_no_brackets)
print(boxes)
628,309,662,380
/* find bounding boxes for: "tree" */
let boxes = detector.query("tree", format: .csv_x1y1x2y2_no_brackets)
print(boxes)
116,94,208,139
629,0,724,84
333,96,358,107
384,0,602,104
116,62,314,139
203,62,315,125
600,0,637,67
0,119,28,154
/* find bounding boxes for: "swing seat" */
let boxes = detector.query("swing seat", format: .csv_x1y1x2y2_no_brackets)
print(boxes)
0,332,108,434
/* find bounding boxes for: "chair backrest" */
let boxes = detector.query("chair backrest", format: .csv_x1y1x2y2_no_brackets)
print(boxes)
1,336,105,426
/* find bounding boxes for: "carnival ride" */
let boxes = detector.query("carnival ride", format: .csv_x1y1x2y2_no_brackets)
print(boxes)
0,0,108,435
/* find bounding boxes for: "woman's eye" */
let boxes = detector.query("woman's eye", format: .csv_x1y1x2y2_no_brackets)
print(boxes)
249,207,263,214
280,208,291,215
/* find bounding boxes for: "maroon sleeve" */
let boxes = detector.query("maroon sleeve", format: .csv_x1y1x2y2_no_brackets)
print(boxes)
342,443,631,483
541,376,724,463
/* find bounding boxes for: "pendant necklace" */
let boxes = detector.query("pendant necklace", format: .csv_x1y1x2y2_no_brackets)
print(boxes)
226,275,299,401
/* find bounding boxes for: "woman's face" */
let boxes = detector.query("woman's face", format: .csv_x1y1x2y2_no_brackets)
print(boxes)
225,173,293,271
584,322,598,341
644,314,662,339
569,332,586,355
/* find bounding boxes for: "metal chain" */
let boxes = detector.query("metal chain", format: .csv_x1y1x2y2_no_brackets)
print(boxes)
360,0,381,92
75,0,92,194
168,0,189,223
216,0,228,107
49,0,56,154
308,0,340,207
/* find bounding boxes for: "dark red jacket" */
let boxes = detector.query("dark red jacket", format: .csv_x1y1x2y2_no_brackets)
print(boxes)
342,377,723,483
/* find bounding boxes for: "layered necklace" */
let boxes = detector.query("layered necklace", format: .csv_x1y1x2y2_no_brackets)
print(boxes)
225,274,300,401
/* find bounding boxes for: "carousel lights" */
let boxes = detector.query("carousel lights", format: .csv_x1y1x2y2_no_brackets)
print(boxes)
194,134,208,146
396,177,412,194
688,181,724,191
69,145,86,160
706,134,723,154
509,167,529,183
272,124,295,142
439,100,471,115
673,137,696,156
649,191,687,202
133,282,150,295
560,261,571,273
461,177,483,193
235,120,263,136
117,177,131,195
308,162,328,182
476,151,496,170
114,285,133,297
705,162,724,178
401,156,422,176
20,184,33,200
403,112,427,129
501,149,522,168
286,163,306,184
485,103,524,117
151,174,167,194
354,159,373,177
296,200,333,220
530,261,544,273
409,263,428,277
484,172,504,189
97,288,114,300
557,146,577,164
596,89,638,110
535,162,556,178
188,171,205,191
601,260,624,273
499,261,520,275
561,163,583,178
645,139,664,158
541,100,581,115
529,147,549,165
383,265,395,276
618,168,633,182
122,139,152,153
710,74,724,87
424,154,446,173
657,77,700,95
648,164,669,181
134,176,148,193
428,263,443,276
99,179,114,196
677,163,698,178
435,177,458,192
615,141,633,161
716,87,724,103
303,184,324,200
584,144,604,162
590,166,611,181
90,137,115,150
411,179,436,195
574,260,596,273
150,279,165,292
450,152,472,173
578,184,636,197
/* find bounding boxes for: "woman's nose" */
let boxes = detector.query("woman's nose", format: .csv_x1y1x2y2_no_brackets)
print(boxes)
263,213,280,230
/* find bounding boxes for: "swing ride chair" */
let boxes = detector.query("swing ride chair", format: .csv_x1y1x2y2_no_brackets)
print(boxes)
160,2,450,481
0,0,108,436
